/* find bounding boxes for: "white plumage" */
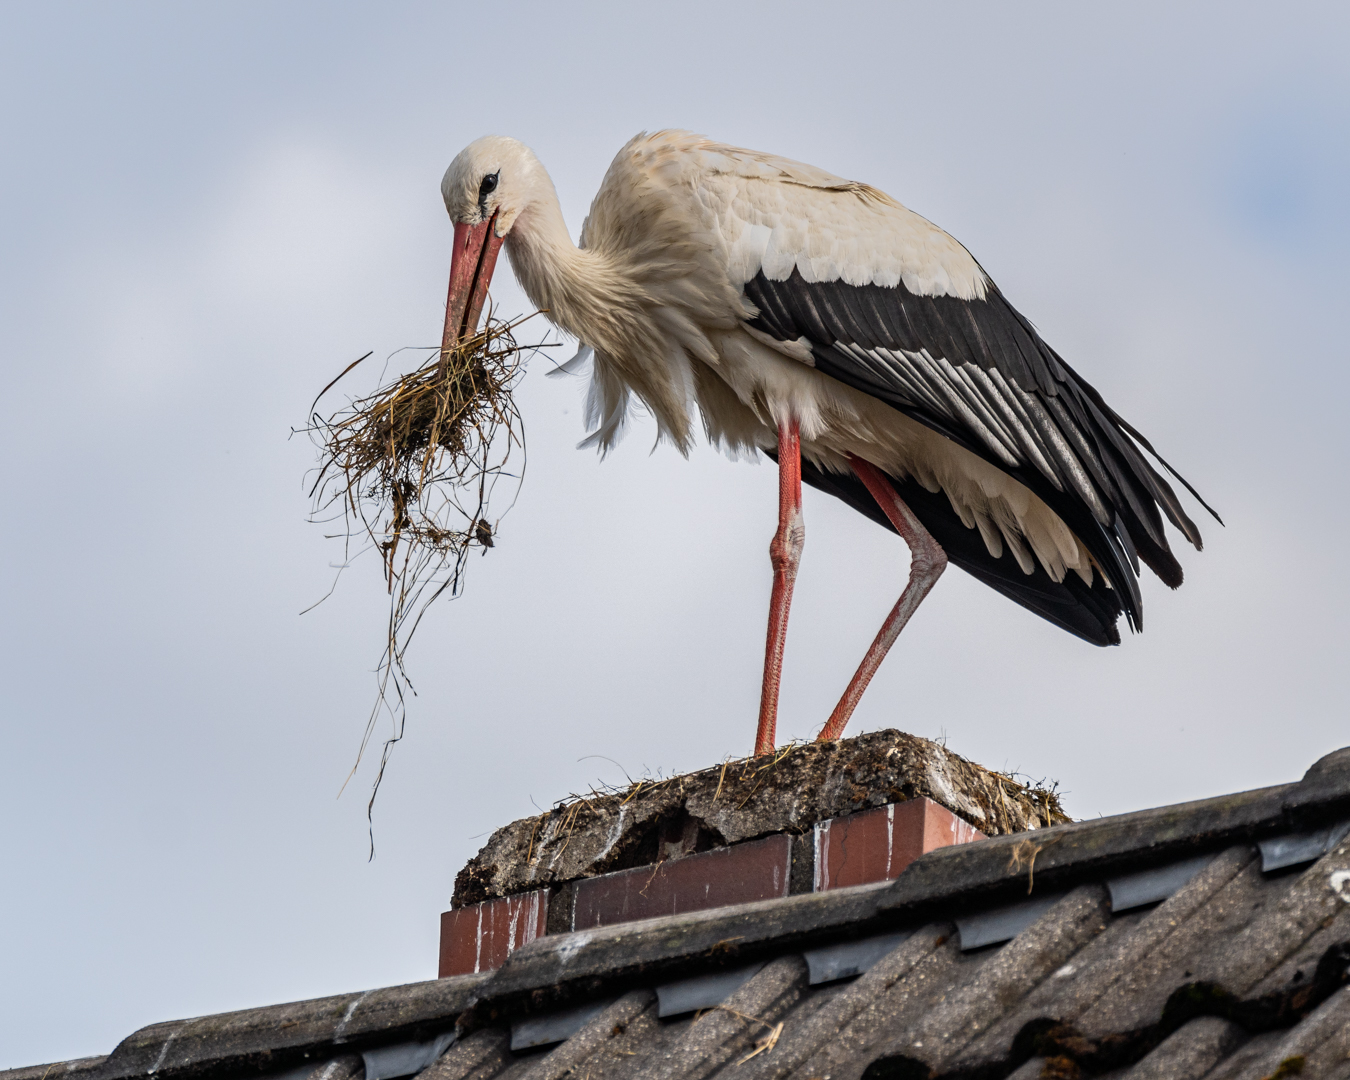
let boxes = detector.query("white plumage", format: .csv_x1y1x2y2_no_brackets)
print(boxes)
439,130,1215,752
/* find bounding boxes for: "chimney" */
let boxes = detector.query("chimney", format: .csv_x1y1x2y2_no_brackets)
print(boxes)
439,729,1066,977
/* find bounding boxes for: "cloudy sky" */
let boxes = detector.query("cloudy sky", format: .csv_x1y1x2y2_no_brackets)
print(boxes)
3,1,1347,1067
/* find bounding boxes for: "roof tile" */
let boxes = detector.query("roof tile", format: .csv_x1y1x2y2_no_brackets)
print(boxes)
894,886,1111,1074
1108,1017,1247,1080
738,925,950,1080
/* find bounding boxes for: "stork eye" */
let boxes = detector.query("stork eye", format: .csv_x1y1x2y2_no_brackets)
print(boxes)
479,172,499,197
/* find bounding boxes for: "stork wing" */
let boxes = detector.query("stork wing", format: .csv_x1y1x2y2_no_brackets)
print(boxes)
665,135,1213,596
743,266,1215,610
786,451,1128,646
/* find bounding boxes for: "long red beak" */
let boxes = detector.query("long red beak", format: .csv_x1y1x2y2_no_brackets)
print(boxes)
442,212,504,354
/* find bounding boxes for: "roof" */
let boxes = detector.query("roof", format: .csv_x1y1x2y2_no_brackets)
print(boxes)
8,746,1350,1080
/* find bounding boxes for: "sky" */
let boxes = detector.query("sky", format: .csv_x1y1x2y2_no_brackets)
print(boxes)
2,0,1348,1067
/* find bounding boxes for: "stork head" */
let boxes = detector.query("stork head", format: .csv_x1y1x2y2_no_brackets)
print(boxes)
439,135,548,348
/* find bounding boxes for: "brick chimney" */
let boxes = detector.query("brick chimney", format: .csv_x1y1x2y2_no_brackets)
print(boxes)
439,729,1065,977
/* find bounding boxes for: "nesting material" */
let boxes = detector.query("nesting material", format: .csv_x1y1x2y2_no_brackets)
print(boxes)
453,729,1071,907
306,314,530,818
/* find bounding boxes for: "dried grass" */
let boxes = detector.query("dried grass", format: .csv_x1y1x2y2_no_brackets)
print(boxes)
304,312,539,847
977,766,1071,829
531,738,1069,854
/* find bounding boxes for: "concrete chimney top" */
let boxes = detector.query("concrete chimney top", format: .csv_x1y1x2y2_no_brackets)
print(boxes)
453,729,1065,908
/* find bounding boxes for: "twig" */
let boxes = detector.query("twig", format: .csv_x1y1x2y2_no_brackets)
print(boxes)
1008,838,1046,894
708,1006,785,1064
714,758,731,803
737,1022,784,1064
303,311,540,854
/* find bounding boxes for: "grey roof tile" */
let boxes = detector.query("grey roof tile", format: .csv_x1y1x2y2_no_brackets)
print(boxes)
837,832,1348,1076
928,841,1349,1075
298,1054,364,1080
1196,1030,1286,1080
94,976,487,1080
631,955,807,1080
1074,848,1274,1038
1244,903,1350,1010
786,929,967,1080
736,925,952,1080
886,886,1112,1075
1197,836,1350,997
1282,746,1350,827
497,996,684,1080
0,1058,109,1080
418,1030,510,1080
512,991,654,1080
944,897,1164,1071
940,908,1148,1073
1108,1017,1247,1079
1221,985,1350,1079
578,1008,691,1080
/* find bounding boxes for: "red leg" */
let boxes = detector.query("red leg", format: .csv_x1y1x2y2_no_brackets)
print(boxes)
755,419,804,756
817,456,947,742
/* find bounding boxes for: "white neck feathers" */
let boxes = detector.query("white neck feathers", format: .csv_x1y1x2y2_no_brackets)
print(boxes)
504,198,622,344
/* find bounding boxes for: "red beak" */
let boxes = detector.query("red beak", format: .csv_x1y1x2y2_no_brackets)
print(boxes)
442,212,505,354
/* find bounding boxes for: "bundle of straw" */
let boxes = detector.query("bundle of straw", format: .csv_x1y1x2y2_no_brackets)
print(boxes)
305,313,533,834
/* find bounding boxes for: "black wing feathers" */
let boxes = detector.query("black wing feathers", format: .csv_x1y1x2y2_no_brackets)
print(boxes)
782,453,1124,646
744,268,1215,635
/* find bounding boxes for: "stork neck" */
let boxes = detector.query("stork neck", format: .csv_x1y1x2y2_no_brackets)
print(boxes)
504,197,625,347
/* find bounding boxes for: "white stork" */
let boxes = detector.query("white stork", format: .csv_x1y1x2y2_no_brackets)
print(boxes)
439,131,1219,756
